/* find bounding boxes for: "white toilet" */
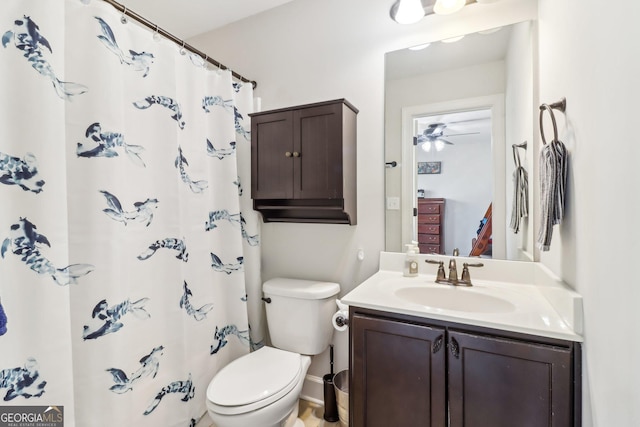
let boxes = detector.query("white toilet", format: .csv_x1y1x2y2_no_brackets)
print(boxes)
206,278,340,427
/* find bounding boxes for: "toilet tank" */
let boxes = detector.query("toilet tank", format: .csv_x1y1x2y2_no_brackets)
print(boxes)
263,278,340,355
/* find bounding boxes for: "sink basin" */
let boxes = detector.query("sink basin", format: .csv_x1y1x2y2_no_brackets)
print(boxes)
394,286,516,313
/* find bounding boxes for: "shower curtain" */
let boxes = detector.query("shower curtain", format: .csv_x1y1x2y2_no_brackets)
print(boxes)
0,1,262,426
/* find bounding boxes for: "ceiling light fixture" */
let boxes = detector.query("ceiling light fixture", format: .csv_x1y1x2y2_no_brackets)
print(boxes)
441,34,465,43
433,0,466,15
390,0,426,25
409,43,431,51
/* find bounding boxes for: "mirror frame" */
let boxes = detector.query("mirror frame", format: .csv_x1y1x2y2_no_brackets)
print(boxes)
400,94,506,258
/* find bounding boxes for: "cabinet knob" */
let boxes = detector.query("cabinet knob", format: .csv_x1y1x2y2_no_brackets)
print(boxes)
293,151,300,157
285,151,292,157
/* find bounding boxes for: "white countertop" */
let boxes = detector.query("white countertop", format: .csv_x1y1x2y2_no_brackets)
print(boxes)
342,252,583,342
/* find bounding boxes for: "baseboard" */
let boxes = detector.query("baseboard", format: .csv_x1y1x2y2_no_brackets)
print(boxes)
300,374,325,405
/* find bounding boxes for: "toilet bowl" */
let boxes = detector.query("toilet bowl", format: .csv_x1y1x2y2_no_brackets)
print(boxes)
207,346,311,427
206,278,340,427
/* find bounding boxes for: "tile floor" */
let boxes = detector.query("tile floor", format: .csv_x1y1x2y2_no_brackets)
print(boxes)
299,399,341,427
196,399,342,427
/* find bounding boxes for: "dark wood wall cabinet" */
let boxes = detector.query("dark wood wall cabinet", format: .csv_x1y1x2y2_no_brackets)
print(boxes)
250,99,358,224
350,307,581,427
417,198,445,254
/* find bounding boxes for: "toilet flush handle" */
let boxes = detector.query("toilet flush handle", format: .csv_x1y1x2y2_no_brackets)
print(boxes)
261,297,272,303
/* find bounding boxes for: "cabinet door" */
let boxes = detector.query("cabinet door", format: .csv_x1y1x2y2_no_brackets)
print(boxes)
251,110,293,199
351,313,446,427
448,330,573,427
294,103,343,199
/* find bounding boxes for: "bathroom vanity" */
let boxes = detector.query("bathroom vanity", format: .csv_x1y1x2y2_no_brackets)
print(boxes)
343,252,583,427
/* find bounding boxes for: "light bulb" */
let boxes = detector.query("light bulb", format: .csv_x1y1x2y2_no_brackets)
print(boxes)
435,140,445,151
421,141,432,152
433,0,466,15
409,43,431,51
393,0,425,25
441,35,465,43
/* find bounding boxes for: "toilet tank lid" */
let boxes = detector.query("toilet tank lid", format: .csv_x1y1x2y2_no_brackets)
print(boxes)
263,278,340,299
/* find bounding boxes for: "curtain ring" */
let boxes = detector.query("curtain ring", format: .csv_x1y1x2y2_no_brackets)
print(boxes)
539,104,558,145
179,41,186,55
153,25,161,41
120,6,128,24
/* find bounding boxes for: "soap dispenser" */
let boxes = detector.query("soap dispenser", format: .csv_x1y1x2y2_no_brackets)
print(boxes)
403,244,419,277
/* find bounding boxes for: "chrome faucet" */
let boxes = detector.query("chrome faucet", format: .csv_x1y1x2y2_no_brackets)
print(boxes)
425,248,484,286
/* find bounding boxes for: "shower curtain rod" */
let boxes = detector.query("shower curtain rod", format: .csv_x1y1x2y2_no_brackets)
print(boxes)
101,0,257,89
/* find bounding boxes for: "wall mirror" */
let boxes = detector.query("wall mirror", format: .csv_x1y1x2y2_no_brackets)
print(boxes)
385,20,536,261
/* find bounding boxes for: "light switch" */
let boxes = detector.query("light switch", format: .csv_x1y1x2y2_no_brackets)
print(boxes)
386,197,400,210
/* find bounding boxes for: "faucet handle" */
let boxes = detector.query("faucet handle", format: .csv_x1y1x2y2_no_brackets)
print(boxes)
425,259,446,282
460,262,484,285
452,248,460,256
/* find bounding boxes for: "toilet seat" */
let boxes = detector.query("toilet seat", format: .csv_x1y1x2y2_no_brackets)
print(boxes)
207,346,302,415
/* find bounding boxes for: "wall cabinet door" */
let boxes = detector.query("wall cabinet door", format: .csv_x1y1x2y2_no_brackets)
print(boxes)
251,110,294,199
351,313,446,427
294,102,344,199
447,330,573,427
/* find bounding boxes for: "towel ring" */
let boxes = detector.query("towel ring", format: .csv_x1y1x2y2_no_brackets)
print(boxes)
539,98,566,145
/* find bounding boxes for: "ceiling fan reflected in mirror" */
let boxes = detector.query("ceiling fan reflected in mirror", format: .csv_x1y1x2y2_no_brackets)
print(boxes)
414,122,480,152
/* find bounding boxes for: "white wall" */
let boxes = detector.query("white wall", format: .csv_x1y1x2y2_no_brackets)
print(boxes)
537,1,640,425
189,0,542,402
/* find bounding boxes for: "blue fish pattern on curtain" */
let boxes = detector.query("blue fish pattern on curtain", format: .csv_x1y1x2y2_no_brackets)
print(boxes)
210,325,251,355
206,210,259,246
210,253,243,274
202,96,251,140
206,139,236,159
82,297,151,340
94,16,154,77
1,218,94,285
0,151,45,193
175,146,208,193
180,281,214,321
2,15,87,99
0,357,47,401
133,95,186,129
0,1,260,426
144,374,195,415
100,190,159,226
77,122,146,167
106,345,164,393
138,237,188,262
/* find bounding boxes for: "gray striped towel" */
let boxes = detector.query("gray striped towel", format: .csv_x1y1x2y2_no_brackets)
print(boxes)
537,139,568,250
510,152,529,234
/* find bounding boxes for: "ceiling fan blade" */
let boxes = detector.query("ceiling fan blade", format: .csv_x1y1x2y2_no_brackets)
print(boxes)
442,131,481,137
438,138,454,145
424,123,446,136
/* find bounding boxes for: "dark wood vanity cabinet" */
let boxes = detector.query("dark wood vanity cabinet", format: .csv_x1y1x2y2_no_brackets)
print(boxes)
351,313,447,427
250,99,358,224
350,308,581,427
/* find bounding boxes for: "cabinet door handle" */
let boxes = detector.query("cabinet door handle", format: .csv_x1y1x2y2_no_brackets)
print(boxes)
293,151,300,157
433,334,444,354
285,151,292,157
448,336,460,359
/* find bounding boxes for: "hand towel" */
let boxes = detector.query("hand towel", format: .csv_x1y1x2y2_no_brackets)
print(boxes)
509,164,529,234
537,139,568,250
